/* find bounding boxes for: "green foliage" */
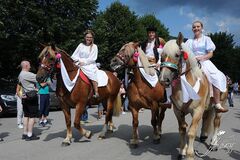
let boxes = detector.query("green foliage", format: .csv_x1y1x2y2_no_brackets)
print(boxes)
138,14,170,41
92,3,170,72
92,2,144,71
0,0,98,78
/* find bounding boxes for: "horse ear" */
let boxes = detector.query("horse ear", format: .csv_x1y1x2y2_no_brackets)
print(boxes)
133,41,140,49
39,43,47,48
176,32,184,47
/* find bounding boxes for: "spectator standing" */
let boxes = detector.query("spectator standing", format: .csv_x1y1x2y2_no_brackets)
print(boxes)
119,83,127,114
227,76,234,107
16,83,24,128
233,82,239,95
18,60,39,141
0,104,3,141
37,77,51,126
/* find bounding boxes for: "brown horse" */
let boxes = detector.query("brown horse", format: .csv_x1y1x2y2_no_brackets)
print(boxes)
159,33,227,160
110,42,167,147
36,45,121,146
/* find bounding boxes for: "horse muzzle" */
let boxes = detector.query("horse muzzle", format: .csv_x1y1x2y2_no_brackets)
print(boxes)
110,58,124,71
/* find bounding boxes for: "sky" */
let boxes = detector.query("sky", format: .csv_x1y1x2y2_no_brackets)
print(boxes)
98,0,240,45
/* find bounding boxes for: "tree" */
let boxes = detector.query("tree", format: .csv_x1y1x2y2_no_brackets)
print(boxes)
0,0,98,78
209,32,240,81
92,2,144,70
138,14,170,41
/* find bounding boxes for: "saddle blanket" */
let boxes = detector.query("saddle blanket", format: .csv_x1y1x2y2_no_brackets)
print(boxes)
60,59,108,92
138,57,158,87
180,75,201,103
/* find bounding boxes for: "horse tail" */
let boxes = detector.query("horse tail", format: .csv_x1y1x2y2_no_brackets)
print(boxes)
201,81,214,136
113,93,122,117
202,106,215,136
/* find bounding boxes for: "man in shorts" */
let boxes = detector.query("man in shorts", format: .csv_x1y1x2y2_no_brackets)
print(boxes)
18,60,40,141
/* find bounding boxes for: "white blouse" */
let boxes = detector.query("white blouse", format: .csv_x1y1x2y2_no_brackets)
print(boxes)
186,35,216,56
71,43,98,65
145,39,163,64
71,43,99,81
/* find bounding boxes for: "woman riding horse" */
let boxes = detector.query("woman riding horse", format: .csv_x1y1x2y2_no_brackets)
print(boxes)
36,43,121,146
71,29,99,98
160,33,227,160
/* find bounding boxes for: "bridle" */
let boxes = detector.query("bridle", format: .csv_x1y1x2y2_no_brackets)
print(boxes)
39,49,60,80
160,44,191,79
116,44,136,66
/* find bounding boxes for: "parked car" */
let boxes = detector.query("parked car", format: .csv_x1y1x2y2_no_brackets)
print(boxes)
0,79,60,117
0,79,17,117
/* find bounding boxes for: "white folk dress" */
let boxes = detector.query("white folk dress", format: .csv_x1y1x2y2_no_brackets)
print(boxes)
186,35,226,92
71,43,98,81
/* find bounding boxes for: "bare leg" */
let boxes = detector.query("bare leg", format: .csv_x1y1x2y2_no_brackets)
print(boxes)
92,80,99,98
213,86,228,112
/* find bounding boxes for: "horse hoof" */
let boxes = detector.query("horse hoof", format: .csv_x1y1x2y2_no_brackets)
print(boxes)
200,136,208,142
153,139,160,144
86,132,92,139
130,143,139,149
98,135,105,140
107,129,114,133
61,142,71,147
177,154,186,160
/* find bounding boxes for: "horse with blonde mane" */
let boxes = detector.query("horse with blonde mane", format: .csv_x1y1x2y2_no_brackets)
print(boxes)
159,33,227,160
110,42,168,147
36,44,121,146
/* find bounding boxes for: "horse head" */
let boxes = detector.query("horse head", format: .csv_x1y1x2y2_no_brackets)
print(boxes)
159,32,186,86
110,42,139,71
160,32,201,86
36,44,59,83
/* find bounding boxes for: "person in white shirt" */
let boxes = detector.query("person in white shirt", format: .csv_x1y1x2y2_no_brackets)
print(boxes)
186,20,228,113
141,26,165,70
71,30,99,98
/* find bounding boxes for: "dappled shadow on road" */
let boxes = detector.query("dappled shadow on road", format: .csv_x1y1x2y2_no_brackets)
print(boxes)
42,124,105,143
234,112,240,119
108,124,179,160
229,149,240,160
0,132,10,139
232,128,240,133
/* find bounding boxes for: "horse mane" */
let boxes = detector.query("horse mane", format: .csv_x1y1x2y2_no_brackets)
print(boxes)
38,46,56,59
163,40,203,80
137,47,155,76
181,42,203,78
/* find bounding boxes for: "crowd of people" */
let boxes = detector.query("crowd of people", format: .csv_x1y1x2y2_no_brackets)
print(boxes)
1,20,238,142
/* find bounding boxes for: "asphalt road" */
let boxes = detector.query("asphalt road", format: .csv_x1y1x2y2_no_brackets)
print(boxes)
0,95,240,160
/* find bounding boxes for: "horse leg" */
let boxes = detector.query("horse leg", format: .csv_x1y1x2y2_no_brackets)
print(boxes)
173,107,188,160
186,109,204,160
74,104,92,139
158,107,167,138
99,98,114,139
210,112,222,151
130,106,140,148
151,104,160,144
61,104,72,146
200,106,215,142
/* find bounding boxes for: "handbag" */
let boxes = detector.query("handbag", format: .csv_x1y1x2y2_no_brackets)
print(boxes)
26,90,38,98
